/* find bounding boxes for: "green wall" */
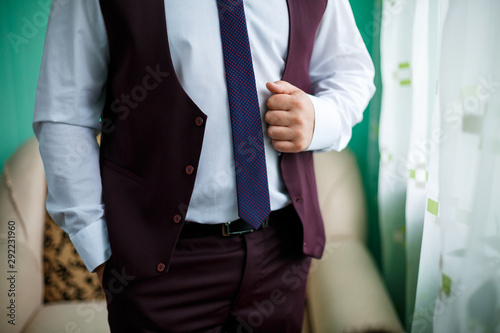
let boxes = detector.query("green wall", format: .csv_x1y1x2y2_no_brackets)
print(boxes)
0,0,48,169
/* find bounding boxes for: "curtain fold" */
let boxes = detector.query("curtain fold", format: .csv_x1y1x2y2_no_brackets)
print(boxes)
378,0,417,318
434,0,500,331
380,0,500,331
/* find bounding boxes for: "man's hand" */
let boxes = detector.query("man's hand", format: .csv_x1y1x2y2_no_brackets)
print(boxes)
94,262,106,287
265,81,315,153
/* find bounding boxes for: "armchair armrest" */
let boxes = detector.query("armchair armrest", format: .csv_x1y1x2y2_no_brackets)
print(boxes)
307,240,403,333
0,138,47,332
308,149,403,332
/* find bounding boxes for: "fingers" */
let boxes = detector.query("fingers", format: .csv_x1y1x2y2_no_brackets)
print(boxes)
267,125,296,141
271,139,306,153
94,261,106,287
267,83,308,111
267,122,309,153
265,110,295,126
265,80,314,153
267,94,295,111
266,81,300,95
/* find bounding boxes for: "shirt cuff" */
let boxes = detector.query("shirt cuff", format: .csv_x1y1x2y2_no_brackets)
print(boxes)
69,218,111,272
306,94,341,151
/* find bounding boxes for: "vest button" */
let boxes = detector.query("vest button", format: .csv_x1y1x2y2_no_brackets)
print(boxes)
157,262,166,272
185,165,195,175
173,214,182,224
195,116,204,127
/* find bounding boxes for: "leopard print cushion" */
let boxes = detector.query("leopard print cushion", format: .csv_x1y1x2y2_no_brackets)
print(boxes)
43,211,104,302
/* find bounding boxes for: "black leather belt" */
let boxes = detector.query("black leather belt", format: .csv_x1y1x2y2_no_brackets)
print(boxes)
180,204,293,238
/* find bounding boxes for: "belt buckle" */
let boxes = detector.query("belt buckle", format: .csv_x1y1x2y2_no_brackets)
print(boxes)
262,216,269,228
222,222,250,236
222,217,270,237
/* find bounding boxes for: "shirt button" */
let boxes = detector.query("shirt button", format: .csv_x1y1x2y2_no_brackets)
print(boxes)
195,117,204,127
295,195,302,203
157,262,166,272
185,165,195,175
303,241,307,248
173,214,182,224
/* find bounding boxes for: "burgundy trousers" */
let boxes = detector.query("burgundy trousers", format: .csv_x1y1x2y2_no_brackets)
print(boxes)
102,205,311,333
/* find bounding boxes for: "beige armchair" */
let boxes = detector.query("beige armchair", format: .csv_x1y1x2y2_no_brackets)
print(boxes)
0,138,403,332
306,150,403,332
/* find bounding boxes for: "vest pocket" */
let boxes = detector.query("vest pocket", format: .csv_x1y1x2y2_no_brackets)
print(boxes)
102,159,144,184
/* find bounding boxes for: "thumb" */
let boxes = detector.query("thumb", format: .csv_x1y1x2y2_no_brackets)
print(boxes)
266,81,300,95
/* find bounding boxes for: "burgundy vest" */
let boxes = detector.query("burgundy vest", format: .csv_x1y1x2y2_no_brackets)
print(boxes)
99,0,327,279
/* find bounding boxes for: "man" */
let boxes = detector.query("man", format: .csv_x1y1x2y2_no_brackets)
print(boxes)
34,0,375,331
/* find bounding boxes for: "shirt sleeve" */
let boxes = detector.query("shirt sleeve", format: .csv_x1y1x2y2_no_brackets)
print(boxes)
33,0,111,272
306,0,376,152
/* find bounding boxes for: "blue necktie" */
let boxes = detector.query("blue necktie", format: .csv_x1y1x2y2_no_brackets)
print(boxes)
216,0,271,229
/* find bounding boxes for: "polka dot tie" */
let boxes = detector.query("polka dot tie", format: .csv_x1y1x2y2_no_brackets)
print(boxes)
216,0,271,229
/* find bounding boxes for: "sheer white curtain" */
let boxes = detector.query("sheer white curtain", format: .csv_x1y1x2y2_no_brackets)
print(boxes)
434,1,500,331
378,0,416,317
379,0,500,331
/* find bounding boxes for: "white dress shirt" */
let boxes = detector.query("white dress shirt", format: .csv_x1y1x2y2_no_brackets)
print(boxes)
33,0,375,272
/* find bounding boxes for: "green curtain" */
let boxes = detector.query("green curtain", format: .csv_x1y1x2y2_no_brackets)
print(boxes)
349,0,383,271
